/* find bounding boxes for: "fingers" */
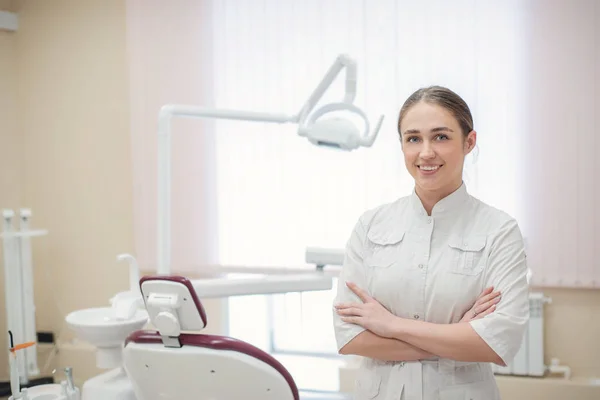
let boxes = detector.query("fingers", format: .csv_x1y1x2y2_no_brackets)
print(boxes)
334,302,361,310
340,316,361,325
335,307,363,317
346,282,374,303
479,286,494,298
474,294,501,315
473,304,496,320
475,290,501,307
461,288,501,323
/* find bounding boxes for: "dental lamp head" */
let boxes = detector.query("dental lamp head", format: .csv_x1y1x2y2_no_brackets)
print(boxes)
298,102,384,151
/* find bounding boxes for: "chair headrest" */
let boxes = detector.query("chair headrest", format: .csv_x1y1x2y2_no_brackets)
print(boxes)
139,276,207,343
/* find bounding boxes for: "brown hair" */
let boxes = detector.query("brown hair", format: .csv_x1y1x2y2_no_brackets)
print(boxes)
397,86,474,137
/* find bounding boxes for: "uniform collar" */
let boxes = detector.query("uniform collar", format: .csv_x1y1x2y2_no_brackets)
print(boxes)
410,182,470,219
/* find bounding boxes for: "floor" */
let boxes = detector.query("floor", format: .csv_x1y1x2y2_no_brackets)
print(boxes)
300,392,351,399
1,390,351,399
1,393,350,399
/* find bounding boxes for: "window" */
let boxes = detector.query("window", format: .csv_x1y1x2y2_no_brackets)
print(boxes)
269,283,340,357
228,288,345,392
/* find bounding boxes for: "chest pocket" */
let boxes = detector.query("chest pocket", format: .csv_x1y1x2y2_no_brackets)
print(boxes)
447,235,487,276
366,229,410,268
355,369,382,399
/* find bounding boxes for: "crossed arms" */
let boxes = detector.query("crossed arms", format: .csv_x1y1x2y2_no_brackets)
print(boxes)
337,285,503,364
333,219,530,366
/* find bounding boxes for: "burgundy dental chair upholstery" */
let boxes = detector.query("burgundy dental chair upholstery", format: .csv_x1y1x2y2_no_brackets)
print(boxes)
122,276,300,400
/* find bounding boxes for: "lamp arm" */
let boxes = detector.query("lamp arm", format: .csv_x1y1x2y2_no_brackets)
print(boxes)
157,106,298,275
159,105,297,125
361,114,385,147
296,54,357,134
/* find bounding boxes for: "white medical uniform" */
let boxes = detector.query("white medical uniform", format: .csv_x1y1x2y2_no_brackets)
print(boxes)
333,184,530,400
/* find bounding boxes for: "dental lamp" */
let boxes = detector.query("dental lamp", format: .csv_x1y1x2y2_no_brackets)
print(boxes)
157,54,384,275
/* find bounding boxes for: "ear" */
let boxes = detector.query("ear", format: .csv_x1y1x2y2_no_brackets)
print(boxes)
464,130,477,154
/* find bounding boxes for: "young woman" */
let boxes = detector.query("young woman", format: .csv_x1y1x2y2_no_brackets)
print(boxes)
333,86,529,400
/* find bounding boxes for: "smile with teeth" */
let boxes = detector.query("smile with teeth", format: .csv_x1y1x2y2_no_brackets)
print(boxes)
418,165,441,171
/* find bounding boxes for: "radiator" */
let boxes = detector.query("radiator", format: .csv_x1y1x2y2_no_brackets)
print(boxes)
492,292,552,377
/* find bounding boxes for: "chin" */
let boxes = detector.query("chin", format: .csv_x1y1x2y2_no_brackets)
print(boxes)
415,174,463,196
414,175,450,194
416,181,443,192
414,174,441,187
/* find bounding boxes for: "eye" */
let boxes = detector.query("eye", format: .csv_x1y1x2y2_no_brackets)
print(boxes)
405,136,420,143
435,134,450,141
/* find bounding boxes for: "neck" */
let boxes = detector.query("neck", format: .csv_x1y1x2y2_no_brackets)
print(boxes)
415,180,463,215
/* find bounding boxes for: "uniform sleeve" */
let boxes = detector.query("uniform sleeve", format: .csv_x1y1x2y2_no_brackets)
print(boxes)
469,219,530,366
332,217,369,352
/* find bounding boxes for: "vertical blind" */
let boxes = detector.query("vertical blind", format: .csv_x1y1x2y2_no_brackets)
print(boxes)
210,0,526,268
128,0,600,288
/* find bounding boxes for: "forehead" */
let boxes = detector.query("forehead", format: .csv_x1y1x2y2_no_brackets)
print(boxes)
400,101,460,133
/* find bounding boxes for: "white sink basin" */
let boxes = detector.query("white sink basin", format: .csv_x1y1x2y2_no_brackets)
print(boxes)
66,307,148,348
66,307,148,369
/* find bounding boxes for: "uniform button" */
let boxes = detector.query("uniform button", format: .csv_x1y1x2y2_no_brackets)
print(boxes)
427,218,432,224
414,314,420,319
418,264,424,269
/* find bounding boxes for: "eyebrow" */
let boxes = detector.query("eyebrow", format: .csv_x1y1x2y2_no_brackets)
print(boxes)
402,126,455,135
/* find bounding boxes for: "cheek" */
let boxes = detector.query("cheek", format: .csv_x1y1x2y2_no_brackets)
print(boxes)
441,150,465,169
402,147,418,165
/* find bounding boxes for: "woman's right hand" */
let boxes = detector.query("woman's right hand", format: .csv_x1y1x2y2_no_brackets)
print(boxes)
460,286,501,323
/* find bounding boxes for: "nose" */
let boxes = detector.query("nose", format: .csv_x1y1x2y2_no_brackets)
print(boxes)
419,142,435,159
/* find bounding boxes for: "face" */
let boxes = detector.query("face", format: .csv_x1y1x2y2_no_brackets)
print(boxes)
399,101,476,197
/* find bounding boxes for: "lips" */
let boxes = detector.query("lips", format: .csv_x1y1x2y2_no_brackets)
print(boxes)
417,165,442,175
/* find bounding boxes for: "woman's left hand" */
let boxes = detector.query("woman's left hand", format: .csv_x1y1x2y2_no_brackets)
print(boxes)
335,282,400,338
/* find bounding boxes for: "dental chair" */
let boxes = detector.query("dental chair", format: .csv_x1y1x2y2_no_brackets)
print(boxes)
122,275,300,399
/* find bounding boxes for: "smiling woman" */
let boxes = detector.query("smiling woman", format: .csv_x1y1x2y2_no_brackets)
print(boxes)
332,86,530,400
399,86,477,214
